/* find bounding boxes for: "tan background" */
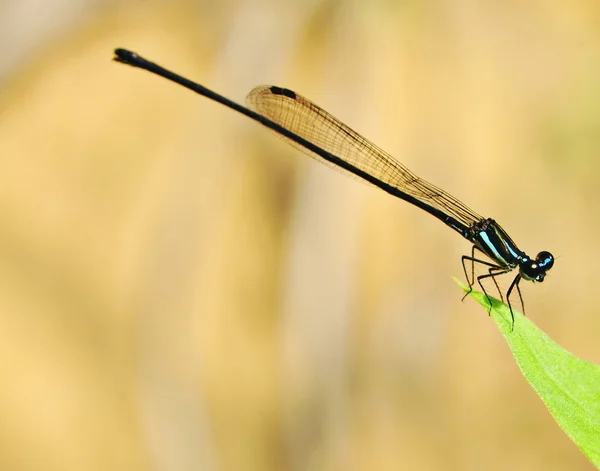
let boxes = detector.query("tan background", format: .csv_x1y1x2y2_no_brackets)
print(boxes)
1,1,599,470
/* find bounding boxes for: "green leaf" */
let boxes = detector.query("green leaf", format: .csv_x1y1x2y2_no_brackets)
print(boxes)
455,279,600,468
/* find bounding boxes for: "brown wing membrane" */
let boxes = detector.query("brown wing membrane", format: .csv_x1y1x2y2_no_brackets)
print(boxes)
246,86,482,227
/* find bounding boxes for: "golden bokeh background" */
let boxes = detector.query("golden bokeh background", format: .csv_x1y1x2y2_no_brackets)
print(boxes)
1,1,599,470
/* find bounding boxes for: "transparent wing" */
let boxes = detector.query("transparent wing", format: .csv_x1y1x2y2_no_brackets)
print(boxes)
246,85,482,228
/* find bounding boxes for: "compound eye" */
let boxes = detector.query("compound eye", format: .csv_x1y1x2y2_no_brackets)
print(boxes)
536,251,554,271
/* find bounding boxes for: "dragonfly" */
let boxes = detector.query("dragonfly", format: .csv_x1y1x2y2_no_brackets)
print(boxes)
113,48,555,327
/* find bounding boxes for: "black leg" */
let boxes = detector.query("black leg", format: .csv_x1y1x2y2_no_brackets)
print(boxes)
505,274,523,331
461,247,521,330
475,268,512,314
515,279,525,316
461,249,503,302
487,266,506,303
461,247,501,292
464,246,477,286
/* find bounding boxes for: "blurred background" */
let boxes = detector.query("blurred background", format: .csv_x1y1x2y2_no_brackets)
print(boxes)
1,0,599,470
